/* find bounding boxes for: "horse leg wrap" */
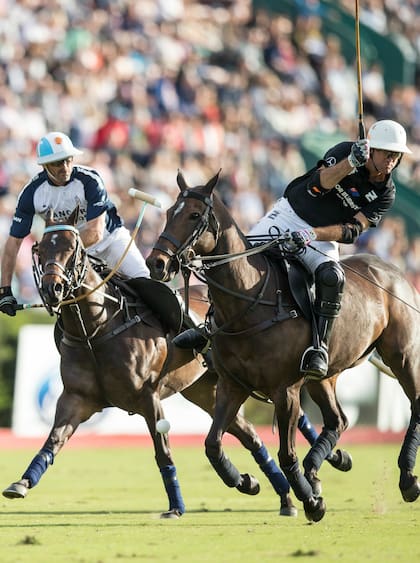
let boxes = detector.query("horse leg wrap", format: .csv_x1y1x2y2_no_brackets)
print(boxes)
303,428,339,473
283,461,313,502
207,451,241,488
22,448,54,488
252,444,290,495
298,413,318,445
398,419,420,473
160,465,185,514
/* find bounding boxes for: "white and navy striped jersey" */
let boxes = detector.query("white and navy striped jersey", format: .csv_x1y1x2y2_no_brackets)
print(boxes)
10,165,122,239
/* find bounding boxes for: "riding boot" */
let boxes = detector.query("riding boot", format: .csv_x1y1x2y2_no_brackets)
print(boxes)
300,261,345,381
301,316,334,380
172,328,210,353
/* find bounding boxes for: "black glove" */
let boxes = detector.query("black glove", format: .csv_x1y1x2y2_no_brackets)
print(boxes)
284,229,316,253
0,286,17,316
348,139,370,168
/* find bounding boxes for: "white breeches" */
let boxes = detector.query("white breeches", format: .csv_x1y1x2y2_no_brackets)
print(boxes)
247,198,339,274
88,226,150,278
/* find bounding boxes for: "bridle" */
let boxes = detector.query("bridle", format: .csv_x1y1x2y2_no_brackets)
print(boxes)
32,224,88,313
152,189,220,274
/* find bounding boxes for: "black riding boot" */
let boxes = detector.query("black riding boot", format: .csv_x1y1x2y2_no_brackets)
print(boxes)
300,261,345,380
172,328,209,353
172,328,213,369
301,316,335,380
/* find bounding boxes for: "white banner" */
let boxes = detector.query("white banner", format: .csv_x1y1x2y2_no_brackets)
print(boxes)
12,325,212,437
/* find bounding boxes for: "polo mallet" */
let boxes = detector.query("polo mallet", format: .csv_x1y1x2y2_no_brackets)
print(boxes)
355,0,365,139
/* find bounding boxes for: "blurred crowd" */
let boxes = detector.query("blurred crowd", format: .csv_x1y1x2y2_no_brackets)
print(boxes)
0,0,419,302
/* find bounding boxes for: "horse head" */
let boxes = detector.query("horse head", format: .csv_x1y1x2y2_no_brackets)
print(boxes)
147,170,222,282
33,206,88,310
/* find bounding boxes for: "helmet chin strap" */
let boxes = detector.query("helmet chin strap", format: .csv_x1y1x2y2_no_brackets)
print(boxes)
44,164,66,185
371,152,382,175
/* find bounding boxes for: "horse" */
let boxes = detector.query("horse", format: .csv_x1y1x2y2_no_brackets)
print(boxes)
2,207,318,518
146,170,420,522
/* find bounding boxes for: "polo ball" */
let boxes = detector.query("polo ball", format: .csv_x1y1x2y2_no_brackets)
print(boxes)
156,419,171,433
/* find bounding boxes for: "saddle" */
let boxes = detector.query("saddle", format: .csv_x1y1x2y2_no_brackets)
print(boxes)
263,247,314,322
88,258,185,335
262,248,321,350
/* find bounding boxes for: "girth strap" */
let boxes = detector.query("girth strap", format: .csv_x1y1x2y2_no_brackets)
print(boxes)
62,314,143,348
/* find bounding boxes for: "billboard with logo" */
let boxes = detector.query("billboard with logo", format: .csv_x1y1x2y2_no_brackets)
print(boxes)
12,325,212,437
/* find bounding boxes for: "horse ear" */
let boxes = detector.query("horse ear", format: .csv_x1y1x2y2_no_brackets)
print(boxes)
176,170,189,192
68,205,80,226
204,169,221,195
45,208,55,226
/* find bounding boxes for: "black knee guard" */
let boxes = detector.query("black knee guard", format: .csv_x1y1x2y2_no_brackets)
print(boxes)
314,261,345,318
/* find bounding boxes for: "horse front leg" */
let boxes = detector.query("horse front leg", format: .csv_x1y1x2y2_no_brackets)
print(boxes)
302,376,352,496
205,377,260,496
3,390,98,499
143,393,186,519
275,383,326,522
182,371,297,516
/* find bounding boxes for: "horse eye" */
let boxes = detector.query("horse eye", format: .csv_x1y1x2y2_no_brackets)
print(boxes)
190,212,201,220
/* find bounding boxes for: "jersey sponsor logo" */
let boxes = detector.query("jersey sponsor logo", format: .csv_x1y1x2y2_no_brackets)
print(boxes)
308,185,322,197
267,209,280,220
365,190,378,202
334,184,360,211
347,187,360,197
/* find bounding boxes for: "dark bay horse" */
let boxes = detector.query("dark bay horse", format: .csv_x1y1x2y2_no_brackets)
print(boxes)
146,171,420,522
2,207,303,517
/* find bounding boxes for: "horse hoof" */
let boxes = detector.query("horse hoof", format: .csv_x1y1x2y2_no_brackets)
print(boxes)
303,496,326,523
3,482,28,499
160,509,182,519
327,449,353,472
400,476,420,503
279,494,298,517
280,495,297,518
236,473,260,495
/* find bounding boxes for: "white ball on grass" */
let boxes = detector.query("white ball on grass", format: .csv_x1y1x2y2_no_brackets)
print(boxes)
156,419,171,434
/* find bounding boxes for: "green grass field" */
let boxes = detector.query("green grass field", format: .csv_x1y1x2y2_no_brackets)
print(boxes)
0,443,418,563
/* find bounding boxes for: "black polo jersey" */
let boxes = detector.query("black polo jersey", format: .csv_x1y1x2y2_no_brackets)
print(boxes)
284,141,395,228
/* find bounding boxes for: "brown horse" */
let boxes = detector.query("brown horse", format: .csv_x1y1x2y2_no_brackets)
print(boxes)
2,207,303,517
146,171,420,522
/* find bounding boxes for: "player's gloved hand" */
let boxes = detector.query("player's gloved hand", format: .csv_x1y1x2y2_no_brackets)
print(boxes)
0,286,17,316
283,229,316,253
348,139,370,168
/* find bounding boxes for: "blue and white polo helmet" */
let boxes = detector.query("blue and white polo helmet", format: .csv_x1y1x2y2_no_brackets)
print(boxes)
36,132,83,165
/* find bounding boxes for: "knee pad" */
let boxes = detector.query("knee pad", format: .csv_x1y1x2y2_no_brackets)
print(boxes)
314,261,345,317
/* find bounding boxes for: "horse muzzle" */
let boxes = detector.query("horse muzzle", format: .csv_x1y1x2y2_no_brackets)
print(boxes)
146,252,178,283
41,275,68,307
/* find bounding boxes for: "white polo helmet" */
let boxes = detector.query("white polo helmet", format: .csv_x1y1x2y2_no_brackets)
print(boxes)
368,120,412,154
37,132,83,165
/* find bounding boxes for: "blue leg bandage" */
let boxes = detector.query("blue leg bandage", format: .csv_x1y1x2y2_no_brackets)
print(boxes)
252,444,290,495
298,413,333,461
160,465,185,514
22,448,54,488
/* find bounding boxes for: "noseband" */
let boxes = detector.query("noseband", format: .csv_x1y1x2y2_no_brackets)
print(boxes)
152,189,219,270
33,224,88,311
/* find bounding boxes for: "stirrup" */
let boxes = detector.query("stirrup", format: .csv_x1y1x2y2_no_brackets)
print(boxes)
300,346,329,380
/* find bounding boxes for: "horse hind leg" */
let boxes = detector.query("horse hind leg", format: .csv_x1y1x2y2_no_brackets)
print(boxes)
398,409,420,503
